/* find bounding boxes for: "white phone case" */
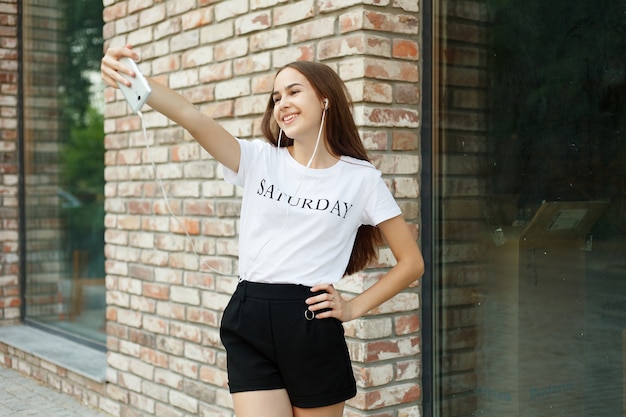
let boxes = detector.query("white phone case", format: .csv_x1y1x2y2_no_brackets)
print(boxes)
117,57,152,113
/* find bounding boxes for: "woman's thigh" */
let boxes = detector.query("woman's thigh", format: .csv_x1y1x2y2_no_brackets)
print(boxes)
232,389,294,417
232,390,345,417
293,402,345,417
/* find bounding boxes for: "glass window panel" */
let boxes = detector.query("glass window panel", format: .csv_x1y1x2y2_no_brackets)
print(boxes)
22,0,105,347
432,0,626,415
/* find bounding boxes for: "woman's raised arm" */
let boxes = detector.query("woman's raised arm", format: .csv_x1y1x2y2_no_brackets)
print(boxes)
101,45,241,173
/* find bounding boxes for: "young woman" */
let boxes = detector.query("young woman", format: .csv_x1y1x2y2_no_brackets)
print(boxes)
101,45,424,417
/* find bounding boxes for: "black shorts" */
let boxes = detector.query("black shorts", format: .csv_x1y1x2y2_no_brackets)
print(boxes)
219,280,357,408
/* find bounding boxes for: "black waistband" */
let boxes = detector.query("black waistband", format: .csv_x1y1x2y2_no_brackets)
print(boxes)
237,280,323,300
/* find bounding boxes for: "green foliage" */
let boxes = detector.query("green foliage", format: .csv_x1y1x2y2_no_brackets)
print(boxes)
57,0,105,276
60,0,104,127
62,106,104,203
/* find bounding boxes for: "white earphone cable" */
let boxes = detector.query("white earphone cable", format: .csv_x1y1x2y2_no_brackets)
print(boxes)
134,105,328,280
137,110,237,277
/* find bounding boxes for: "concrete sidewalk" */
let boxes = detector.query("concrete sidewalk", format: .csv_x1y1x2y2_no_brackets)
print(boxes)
0,365,111,417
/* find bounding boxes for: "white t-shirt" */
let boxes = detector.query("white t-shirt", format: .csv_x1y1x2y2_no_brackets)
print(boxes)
223,138,401,286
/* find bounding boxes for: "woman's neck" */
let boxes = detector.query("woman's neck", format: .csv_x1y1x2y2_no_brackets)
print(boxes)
288,144,338,169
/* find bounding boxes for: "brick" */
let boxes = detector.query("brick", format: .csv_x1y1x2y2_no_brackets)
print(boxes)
363,10,418,34
171,322,203,343
200,21,234,44
154,18,183,41
172,31,201,53
201,291,232,311
201,218,236,236
235,11,271,35
155,234,186,252
170,286,201,305
394,177,420,198
139,3,166,25
234,54,271,75
273,0,315,26
118,309,143,327
376,291,420,315
187,307,220,327
214,78,251,100
154,268,183,285
352,336,420,363
251,0,281,9
128,0,154,14
104,3,128,23
346,79,393,103
393,39,419,60
250,28,289,52
180,49,212,72
344,318,393,339
116,14,140,35
128,26,153,46
141,347,169,368
166,0,196,16
397,0,419,12
271,45,315,68
395,314,420,335
184,378,216,403
119,340,141,358
199,365,229,388
292,17,336,43
397,83,420,104
143,282,170,300
214,0,250,22
319,0,369,13
100,397,122,416
214,38,249,62
182,7,213,30
319,34,391,60
184,343,217,364
157,336,185,356
392,130,418,150
398,406,421,417
130,296,157,314
169,390,198,413
396,359,420,381
353,364,395,387
362,105,419,127
169,356,200,378
129,392,156,414
350,382,420,410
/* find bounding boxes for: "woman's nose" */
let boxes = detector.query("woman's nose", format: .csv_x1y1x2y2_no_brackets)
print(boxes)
277,96,290,109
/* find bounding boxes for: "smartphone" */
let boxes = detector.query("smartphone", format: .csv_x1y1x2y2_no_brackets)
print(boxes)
117,57,152,113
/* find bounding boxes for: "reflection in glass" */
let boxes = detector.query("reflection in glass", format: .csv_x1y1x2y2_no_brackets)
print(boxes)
22,1,105,346
432,0,626,415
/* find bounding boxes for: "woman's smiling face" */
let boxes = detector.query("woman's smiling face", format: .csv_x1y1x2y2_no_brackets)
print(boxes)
272,67,324,142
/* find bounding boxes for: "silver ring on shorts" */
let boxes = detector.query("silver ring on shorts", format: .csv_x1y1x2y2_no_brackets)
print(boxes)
304,309,315,320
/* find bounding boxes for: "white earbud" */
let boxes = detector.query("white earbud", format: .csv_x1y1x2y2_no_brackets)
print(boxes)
323,98,329,110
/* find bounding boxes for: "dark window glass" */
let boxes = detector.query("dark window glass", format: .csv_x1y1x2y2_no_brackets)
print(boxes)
22,0,105,346
432,0,626,415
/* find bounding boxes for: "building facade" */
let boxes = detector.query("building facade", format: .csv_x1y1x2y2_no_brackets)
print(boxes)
1,1,422,416
3,1,626,417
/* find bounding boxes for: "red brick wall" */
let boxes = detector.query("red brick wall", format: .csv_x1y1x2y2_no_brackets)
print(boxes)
103,1,422,416
0,0,20,325
0,0,422,415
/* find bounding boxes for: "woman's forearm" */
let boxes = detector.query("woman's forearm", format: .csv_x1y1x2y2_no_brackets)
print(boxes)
145,78,241,172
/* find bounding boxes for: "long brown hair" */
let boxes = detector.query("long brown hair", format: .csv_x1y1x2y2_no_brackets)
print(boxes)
261,61,383,276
